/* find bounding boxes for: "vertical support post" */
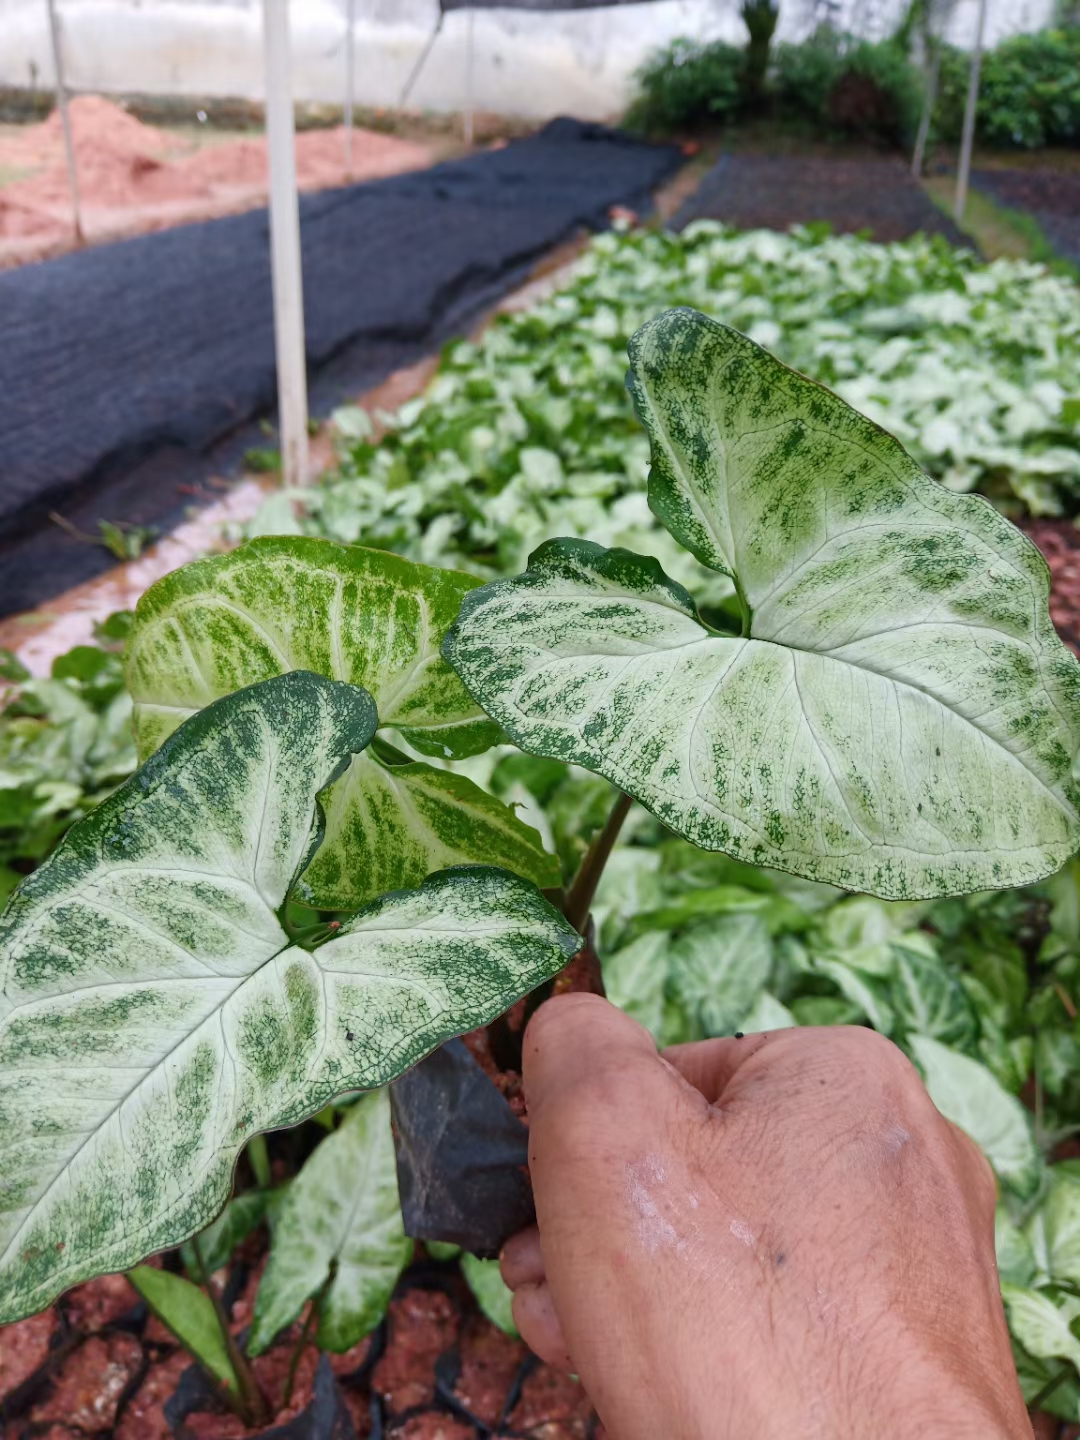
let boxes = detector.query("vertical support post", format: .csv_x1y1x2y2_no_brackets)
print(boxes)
463,8,475,147
954,0,988,224
263,0,309,488
45,0,82,244
344,0,355,181
399,10,444,108
911,41,941,178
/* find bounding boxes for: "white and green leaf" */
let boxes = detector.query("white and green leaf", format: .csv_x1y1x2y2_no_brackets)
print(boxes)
910,1034,1041,1197
1026,1164,1080,1287
889,933,976,1047
0,674,580,1324
813,958,894,1034
603,931,670,1041
669,912,773,1039
124,538,558,910
444,310,1080,899
248,1089,411,1355
294,748,559,911
461,1253,518,1338
996,1206,1037,1287
1001,1284,1080,1373
181,1189,276,1279
738,991,796,1034
126,537,498,761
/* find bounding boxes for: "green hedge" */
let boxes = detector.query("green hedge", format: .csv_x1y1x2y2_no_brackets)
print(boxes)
628,26,923,145
624,37,744,132
628,23,1080,151
772,26,923,145
936,28,1080,149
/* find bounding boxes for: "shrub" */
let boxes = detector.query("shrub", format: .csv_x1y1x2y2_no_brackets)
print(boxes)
771,24,845,120
935,28,1080,149
979,27,1080,148
624,35,745,132
772,26,923,144
833,37,924,142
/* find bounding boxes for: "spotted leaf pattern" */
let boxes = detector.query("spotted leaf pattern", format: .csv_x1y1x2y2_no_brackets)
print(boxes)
124,538,558,910
0,673,579,1323
126,537,499,761
443,310,1080,899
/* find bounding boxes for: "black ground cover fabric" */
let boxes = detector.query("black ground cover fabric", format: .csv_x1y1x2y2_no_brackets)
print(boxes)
0,118,677,616
672,153,972,247
973,168,1080,269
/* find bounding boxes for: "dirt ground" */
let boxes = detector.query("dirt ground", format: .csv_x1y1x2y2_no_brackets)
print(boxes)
1021,519,1080,654
671,151,971,244
972,168,1080,268
0,96,434,268
0,1252,603,1440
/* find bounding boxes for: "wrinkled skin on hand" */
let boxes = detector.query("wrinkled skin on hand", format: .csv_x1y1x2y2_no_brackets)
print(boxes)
502,996,1032,1440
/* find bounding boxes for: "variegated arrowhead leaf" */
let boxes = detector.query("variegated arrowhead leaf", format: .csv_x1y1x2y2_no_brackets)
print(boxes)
296,748,559,910
248,1088,410,1355
126,537,499,762
443,309,1080,900
0,673,579,1324
125,537,556,910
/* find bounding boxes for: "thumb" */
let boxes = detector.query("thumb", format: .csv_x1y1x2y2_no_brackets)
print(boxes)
520,995,712,1419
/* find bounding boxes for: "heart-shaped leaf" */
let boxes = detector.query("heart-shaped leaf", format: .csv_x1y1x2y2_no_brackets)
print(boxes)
296,748,559,910
0,673,579,1324
910,1034,1041,1197
248,1088,410,1355
444,310,1080,899
126,537,499,761
125,538,556,910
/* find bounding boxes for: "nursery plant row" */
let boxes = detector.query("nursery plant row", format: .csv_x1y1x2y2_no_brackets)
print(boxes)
2,223,1080,1423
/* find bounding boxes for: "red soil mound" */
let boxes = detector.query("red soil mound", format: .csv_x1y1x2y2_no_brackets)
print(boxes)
0,95,432,265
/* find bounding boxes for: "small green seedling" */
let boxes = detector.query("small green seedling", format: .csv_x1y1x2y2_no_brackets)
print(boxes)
2,309,1078,1421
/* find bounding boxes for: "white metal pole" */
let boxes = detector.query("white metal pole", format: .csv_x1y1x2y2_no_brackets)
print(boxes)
911,42,941,179
344,0,355,181
954,0,988,223
263,0,309,489
400,10,444,108
463,8,475,147
45,0,83,244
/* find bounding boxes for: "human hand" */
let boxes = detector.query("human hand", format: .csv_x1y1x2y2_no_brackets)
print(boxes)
501,995,1031,1440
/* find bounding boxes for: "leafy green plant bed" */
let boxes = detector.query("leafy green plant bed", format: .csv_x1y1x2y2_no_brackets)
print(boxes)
3,226,1080,1429
299,224,1080,560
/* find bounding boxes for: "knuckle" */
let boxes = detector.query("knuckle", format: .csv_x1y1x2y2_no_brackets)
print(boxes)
816,1025,922,1093
524,992,610,1049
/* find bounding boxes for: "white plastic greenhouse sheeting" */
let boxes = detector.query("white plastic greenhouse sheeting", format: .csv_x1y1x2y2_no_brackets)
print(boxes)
0,0,1055,121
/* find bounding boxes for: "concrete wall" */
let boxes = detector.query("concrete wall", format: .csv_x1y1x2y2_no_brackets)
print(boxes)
0,0,1057,122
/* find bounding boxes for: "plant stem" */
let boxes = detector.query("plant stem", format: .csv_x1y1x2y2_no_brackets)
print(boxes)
563,791,633,934
247,1134,271,1189
192,1235,268,1427
282,1285,325,1409
734,575,752,638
